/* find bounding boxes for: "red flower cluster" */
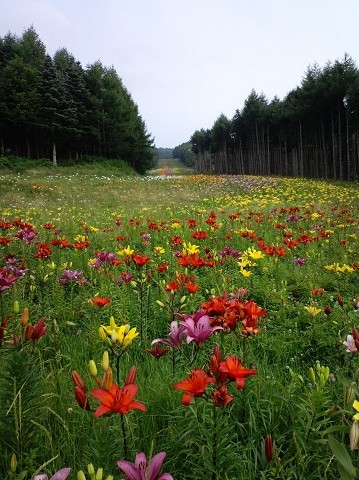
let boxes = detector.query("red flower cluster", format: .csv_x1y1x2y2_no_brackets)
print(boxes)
202,294,267,335
177,254,215,268
165,272,199,294
174,345,257,408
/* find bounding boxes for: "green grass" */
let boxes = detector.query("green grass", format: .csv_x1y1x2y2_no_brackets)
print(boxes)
0,165,358,479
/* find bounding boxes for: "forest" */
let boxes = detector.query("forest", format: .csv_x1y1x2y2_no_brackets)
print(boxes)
184,54,359,181
0,27,155,174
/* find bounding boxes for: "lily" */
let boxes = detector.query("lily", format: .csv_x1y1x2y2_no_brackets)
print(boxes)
117,451,173,480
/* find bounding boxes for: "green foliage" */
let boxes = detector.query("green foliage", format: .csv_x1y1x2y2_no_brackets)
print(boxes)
0,171,358,478
0,27,154,175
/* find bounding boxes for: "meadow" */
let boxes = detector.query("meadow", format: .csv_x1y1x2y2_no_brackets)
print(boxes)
0,160,359,480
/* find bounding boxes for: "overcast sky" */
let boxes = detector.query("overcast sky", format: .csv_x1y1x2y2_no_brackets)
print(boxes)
2,0,359,148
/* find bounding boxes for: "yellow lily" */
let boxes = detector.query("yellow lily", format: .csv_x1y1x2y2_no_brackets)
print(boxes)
353,400,359,421
99,316,139,349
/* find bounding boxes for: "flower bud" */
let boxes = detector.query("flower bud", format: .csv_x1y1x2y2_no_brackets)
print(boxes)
21,307,29,326
96,468,103,480
89,360,98,378
71,370,87,392
87,463,95,475
103,367,113,390
265,434,273,462
104,476,114,480
74,386,90,410
77,471,86,480
13,300,20,314
345,382,358,406
324,304,332,315
125,366,137,385
10,453,17,473
25,324,33,340
350,421,359,450
101,351,109,371
337,295,344,307
308,367,316,385
156,300,165,308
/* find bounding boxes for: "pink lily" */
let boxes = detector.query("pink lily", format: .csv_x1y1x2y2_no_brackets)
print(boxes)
34,467,71,480
152,320,187,349
117,451,173,480
177,309,223,346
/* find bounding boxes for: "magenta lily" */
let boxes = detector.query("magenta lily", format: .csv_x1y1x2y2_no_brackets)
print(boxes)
117,451,173,480
34,467,71,480
152,320,187,349
177,309,223,346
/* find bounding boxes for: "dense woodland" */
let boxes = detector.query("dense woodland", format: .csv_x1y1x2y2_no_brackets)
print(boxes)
0,27,155,174
184,54,359,181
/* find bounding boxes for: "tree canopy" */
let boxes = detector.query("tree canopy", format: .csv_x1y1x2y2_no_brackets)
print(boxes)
181,54,359,181
0,26,155,174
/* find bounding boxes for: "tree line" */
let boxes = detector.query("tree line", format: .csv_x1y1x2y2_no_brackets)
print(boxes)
184,54,359,181
0,26,155,174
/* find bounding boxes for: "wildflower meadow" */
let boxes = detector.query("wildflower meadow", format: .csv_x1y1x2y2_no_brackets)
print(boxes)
1,162,359,480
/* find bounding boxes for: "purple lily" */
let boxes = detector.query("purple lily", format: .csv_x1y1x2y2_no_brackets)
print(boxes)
117,451,173,480
34,467,71,480
152,320,187,349
177,309,223,346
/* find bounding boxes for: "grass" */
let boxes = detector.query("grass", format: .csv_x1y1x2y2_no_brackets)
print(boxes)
0,159,358,479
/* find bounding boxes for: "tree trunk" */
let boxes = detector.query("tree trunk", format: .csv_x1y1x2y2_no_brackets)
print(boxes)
52,142,57,167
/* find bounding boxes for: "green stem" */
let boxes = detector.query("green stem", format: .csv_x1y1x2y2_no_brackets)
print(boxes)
120,414,128,459
212,404,217,480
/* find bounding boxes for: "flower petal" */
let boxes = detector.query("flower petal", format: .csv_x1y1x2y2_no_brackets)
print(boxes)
117,459,141,480
147,452,166,480
51,468,71,480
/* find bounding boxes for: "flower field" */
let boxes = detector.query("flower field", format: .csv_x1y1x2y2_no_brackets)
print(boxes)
1,167,359,480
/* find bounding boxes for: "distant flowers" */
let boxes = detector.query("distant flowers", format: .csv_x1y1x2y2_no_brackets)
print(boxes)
58,269,88,286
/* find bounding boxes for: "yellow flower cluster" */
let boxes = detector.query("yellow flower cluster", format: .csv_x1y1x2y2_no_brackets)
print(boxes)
99,316,139,350
325,263,354,273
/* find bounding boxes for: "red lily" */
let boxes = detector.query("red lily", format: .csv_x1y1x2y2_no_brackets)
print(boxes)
131,253,151,267
90,296,111,308
212,384,233,408
91,382,146,417
174,369,215,406
219,356,257,389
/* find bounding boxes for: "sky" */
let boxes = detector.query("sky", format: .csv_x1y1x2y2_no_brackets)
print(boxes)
2,0,359,148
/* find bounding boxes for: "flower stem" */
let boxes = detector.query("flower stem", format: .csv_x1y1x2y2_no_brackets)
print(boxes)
120,414,128,459
212,403,217,480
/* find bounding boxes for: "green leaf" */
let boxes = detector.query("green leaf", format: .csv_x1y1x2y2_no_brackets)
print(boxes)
328,436,357,478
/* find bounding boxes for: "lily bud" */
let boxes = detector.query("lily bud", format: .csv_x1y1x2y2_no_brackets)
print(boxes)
10,453,17,473
89,360,98,378
101,351,109,371
103,367,113,390
25,324,33,340
104,476,114,480
21,307,29,326
96,468,103,480
87,463,95,475
265,434,273,462
71,370,87,392
74,386,90,410
324,304,332,315
350,420,359,450
13,300,20,314
77,471,86,480
308,367,316,385
125,366,137,385
156,300,165,308
345,383,359,406
337,295,344,307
